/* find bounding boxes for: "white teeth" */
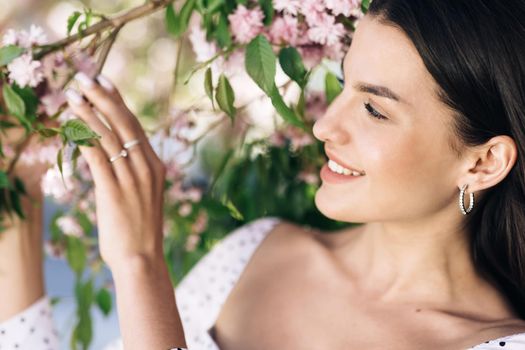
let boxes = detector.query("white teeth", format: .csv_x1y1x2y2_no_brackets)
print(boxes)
328,159,363,176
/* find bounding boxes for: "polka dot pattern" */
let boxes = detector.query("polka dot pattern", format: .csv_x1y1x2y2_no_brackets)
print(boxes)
0,295,59,349
468,333,525,349
3,216,525,350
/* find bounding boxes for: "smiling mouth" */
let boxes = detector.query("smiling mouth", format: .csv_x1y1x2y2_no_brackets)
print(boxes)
327,159,365,176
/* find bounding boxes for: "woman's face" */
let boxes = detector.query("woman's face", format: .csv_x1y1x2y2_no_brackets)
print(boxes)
313,15,464,223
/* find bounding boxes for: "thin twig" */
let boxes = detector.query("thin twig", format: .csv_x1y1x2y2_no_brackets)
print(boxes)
95,25,123,75
34,0,174,59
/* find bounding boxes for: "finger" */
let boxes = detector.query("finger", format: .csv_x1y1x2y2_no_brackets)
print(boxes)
65,88,135,189
73,73,161,195
78,141,119,195
73,72,158,158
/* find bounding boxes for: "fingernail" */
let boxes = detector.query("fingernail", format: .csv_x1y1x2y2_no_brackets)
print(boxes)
74,72,95,88
96,75,114,92
65,88,84,105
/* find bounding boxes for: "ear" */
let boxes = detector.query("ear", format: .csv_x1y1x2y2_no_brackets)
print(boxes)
458,135,517,192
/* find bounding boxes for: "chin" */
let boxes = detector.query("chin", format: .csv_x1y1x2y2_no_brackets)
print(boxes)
314,187,356,223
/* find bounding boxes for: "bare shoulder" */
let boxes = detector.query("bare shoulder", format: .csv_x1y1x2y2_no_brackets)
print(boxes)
255,219,363,258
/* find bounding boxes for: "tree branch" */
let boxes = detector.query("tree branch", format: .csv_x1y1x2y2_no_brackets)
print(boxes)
35,0,174,59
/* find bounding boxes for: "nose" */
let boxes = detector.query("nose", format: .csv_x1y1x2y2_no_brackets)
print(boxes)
312,97,350,144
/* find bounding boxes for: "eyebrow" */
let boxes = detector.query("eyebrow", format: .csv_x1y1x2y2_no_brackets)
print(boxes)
340,59,407,104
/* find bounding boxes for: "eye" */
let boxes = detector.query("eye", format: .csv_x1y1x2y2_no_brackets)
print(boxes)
364,102,387,120
337,76,345,88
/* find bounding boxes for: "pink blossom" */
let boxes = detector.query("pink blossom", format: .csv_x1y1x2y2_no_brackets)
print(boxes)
269,15,300,45
308,14,345,46
324,40,346,62
272,0,301,15
299,45,325,69
42,52,70,90
163,220,173,238
286,126,314,152
40,90,66,116
57,215,84,237
184,234,200,252
2,29,18,46
41,164,77,204
298,170,320,185
44,240,66,259
3,145,15,158
178,203,192,217
188,24,218,63
72,52,98,78
300,0,326,26
7,53,44,88
2,25,47,48
325,0,360,17
191,210,208,235
269,131,287,147
228,5,265,44
20,140,60,166
19,25,48,48
305,90,328,121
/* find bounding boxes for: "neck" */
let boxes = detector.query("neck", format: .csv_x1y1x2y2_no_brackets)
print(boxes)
336,205,510,314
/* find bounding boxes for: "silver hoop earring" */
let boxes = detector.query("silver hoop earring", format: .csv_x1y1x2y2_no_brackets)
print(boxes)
459,184,475,215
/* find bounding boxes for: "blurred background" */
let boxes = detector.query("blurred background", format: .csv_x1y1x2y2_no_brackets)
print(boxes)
1,0,195,347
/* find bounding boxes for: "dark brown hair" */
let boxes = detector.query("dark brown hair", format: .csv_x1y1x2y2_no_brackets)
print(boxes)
368,0,525,318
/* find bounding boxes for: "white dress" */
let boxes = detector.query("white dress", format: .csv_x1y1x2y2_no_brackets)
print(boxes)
1,216,524,350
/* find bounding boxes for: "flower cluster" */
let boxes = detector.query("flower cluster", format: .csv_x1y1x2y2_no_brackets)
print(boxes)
191,0,362,70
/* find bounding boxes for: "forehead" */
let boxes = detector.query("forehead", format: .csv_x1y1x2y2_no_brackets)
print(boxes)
343,16,439,107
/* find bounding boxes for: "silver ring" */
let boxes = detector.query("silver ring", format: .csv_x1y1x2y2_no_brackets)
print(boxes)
123,139,141,150
109,149,128,163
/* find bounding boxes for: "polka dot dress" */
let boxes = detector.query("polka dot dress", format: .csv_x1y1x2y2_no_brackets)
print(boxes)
468,333,525,349
2,216,525,349
0,295,59,350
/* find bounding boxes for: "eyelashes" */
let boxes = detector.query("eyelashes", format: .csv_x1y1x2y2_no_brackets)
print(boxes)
335,76,388,121
364,102,387,120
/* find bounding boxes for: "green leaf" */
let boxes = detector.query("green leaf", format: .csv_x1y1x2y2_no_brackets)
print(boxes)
38,128,60,138
0,120,17,129
73,279,93,349
269,85,304,128
245,35,276,95
222,197,244,220
166,0,196,38
0,172,9,189
95,288,112,316
215,74,236,119
66,236,86,276
204,67,215,108
62,119,100,143
278,47,307,88
258,0,274,26
325,71,343,104
9,189,24,219
13,177,26,195
67,11,82,35
0,45,24,66
57,148,65,186
165,4,178,35
2,84,26,118
361,0,370,13
205,0,223,14
215,12,232,48
12,85,38,122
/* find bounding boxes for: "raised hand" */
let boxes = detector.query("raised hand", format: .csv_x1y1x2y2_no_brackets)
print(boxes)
65,72,166,271
65,72,186,349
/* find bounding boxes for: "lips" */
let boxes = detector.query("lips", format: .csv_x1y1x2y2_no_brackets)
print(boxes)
325,147,365,175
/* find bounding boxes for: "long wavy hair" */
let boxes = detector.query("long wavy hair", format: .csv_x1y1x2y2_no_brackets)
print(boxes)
367,0,525,318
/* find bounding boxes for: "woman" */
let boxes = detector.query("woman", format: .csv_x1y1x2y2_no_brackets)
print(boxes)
2,0,525,348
